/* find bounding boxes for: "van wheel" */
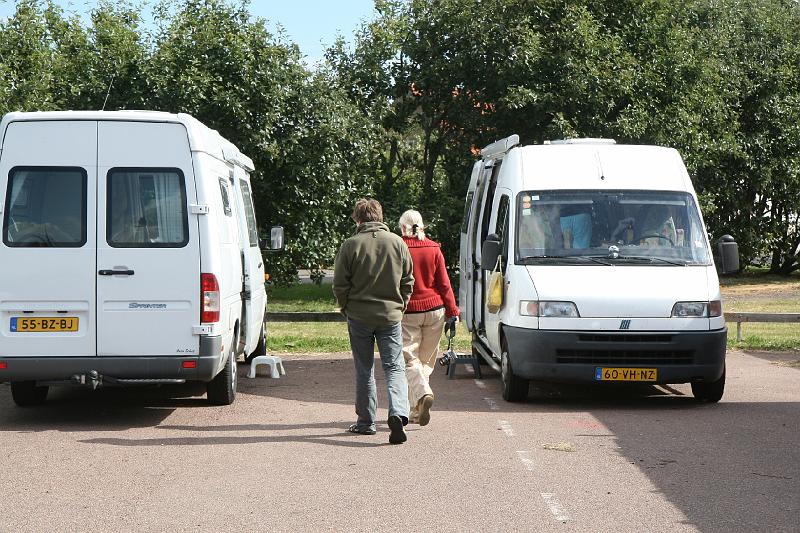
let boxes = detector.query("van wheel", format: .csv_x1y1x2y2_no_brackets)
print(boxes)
501,339,528,402
246,320,267,364
11,381,49,407
207,349,237,405
691,367,725,403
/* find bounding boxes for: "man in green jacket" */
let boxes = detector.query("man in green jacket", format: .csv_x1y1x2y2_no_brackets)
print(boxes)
333,198,415,444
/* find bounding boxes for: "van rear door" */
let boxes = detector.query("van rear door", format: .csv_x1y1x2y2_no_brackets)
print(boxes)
0,121,97,358
95,121,200,357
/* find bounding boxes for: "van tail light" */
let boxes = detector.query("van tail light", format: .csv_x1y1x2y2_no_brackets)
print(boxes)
0,362,6,370
201,273,220,323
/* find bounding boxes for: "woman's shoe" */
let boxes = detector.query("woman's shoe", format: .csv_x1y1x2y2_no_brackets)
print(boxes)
347,423,376,435
418,394,434,426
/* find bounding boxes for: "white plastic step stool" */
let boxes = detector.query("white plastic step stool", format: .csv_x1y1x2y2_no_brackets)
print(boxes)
246,355,285,379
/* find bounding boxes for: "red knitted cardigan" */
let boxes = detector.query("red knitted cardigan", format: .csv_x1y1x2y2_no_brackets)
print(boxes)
402,236,459,317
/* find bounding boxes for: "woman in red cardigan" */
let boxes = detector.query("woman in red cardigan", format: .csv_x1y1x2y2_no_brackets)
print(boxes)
399,209,459,426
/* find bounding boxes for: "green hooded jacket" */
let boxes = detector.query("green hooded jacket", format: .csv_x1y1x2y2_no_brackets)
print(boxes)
333,222,414,326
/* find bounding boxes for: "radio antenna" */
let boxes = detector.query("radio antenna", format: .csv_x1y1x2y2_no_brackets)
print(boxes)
101,72,116,111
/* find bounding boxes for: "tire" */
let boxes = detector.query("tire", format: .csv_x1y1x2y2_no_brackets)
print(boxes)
11,381,49,407
500,338,528,402
245,319,267,365
691,367,725,403
207,349,237,405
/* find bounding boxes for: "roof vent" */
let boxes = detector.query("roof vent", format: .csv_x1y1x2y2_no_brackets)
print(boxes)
544,138,616,145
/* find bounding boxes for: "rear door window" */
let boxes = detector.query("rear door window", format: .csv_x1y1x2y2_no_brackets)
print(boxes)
107,168,188,247
3,167,87,247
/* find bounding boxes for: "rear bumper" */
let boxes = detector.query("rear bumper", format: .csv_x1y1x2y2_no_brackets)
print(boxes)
503,326,727,384
0,336,223,383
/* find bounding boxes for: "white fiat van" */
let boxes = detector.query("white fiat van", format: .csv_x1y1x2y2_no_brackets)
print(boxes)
0,111,283,406
460,135,738,403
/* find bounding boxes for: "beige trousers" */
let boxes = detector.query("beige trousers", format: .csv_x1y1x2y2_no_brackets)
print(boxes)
402,308,446,410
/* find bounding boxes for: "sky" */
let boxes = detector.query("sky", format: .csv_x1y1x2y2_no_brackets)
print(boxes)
0,0,378,65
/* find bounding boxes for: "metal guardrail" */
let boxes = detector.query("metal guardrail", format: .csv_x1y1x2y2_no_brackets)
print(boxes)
266,312,345,322
725,312,800,342
266,311,799,343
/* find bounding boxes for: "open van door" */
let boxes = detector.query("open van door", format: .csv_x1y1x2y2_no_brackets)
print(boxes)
96,121,201,357
230,167,266,354
459,162,481,331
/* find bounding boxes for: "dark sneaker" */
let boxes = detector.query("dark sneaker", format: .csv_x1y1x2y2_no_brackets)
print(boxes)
418,394,434,427
387,415,407,444
348,423,376,435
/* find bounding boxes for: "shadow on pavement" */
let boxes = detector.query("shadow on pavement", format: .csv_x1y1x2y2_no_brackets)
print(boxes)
80,419,395,448
0,382,208,432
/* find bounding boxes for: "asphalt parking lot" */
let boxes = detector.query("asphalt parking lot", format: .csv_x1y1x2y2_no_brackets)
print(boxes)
1,349,798,532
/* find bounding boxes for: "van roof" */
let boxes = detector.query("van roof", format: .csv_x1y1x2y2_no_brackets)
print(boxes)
0,110,254,171
510,143,692,193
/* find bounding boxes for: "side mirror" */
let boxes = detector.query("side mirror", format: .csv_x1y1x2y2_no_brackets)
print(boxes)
481,234,502,270
716,234,739,275
260,226,284,251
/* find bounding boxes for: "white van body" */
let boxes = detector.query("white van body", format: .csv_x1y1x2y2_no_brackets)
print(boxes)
460,136,728,402
0,111,270,406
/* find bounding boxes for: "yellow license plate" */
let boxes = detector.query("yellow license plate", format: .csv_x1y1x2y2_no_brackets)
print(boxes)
595,367,657,381
11,317,79,332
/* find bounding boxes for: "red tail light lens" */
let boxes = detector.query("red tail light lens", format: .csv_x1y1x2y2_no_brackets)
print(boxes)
182,361,197,369
0,362,7,370
201,273,220,323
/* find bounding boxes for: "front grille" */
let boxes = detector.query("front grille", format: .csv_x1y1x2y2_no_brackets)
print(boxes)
556,349,693,365
578,334,673,343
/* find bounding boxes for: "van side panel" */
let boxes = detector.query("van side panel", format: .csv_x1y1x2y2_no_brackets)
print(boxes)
0,121,97,358
96,121,200,357
193,151,241,362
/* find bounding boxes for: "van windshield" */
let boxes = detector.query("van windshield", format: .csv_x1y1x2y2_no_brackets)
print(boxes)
515,190,711,265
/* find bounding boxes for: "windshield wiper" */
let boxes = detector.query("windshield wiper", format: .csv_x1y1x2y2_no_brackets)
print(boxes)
519,255,610,265
611,255,688,266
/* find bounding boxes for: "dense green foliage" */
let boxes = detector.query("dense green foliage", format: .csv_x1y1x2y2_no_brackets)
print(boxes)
1,0,799,279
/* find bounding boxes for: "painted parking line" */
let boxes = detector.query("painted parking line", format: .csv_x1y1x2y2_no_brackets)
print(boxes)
541,493,571,522
483,397,499,410
516,450,535,471
474,379,486,389
499,420,515,437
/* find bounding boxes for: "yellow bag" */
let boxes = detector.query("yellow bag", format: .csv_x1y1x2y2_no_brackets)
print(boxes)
487,256,504,313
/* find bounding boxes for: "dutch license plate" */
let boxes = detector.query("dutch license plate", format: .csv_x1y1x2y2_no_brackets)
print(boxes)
10,317,79,332
595,367,657,381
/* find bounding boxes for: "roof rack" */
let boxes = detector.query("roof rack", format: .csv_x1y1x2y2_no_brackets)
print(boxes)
481,134,519,158
544,138,616,145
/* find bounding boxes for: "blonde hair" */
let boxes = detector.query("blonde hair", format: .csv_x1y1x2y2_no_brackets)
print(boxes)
352,198,383,223
399,209,425,240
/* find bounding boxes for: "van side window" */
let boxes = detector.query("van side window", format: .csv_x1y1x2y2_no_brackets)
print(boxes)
107,168,188,248
218,178,233,217
3,167,87,248
239,179,259,247
496,195,510,272
461,191,474,233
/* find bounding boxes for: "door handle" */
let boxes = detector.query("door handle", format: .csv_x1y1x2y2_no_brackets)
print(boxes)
98,269,135,276
258,262,263,268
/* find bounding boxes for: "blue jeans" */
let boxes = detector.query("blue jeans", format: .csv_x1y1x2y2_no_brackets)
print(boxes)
347,319,409,430
560,212,592,248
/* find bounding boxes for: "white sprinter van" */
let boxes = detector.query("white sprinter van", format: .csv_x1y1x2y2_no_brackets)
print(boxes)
459,135,739,403
0,111,283,406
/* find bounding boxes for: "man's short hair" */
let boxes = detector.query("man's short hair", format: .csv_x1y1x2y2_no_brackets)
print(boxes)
352,198,383,223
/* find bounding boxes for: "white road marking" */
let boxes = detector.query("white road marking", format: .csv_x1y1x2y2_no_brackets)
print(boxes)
541,493,571,522
483,397,499,410
499,420,515,437
474,379,486,389
516,450,535,471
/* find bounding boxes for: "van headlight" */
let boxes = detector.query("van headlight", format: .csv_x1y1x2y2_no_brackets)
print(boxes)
520,300,579,317
671,300,722,318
